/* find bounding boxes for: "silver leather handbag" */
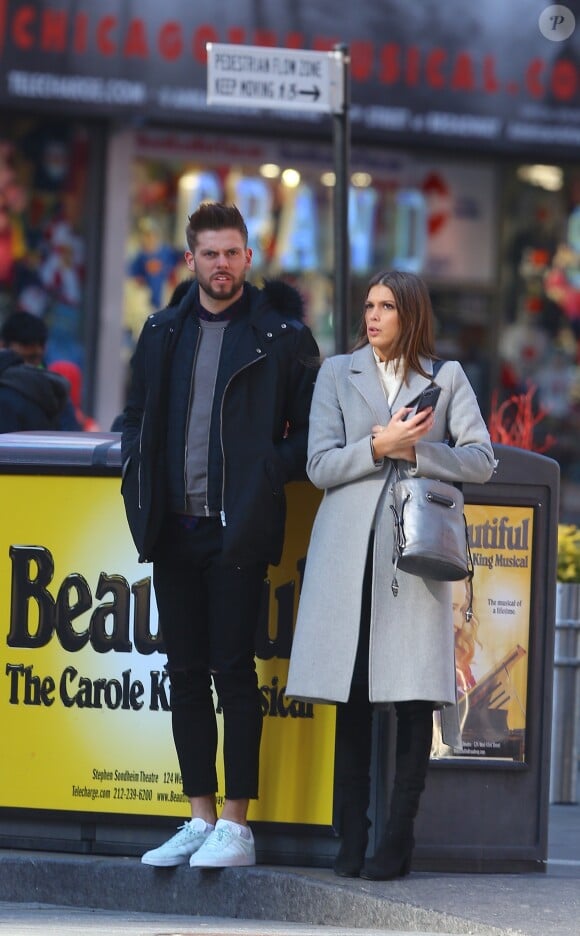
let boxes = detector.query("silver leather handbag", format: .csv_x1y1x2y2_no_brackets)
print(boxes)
389,474,473,606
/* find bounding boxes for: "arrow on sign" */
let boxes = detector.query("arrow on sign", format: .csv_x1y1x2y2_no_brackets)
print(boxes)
299,86,321,101
207,43,345,113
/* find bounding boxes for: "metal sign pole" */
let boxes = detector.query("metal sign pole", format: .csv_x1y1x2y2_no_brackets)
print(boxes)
206,42,349,353
332,44,350,355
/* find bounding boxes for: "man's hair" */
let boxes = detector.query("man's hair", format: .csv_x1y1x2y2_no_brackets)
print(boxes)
1,311,48,347
185,203,248,252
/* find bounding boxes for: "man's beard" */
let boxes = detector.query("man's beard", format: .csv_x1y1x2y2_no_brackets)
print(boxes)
199,272,245,303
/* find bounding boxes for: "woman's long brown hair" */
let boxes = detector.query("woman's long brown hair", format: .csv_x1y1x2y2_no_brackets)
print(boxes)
353,270,437,383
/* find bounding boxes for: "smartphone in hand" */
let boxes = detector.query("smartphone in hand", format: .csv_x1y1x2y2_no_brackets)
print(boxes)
414,384,441,415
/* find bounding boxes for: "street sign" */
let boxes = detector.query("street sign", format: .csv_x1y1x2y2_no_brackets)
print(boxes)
206,43,344,114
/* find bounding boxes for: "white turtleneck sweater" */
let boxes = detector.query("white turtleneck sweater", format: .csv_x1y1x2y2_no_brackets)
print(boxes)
373,351,404,408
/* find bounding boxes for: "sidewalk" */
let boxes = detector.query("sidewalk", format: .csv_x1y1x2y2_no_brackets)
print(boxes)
0,802,579,936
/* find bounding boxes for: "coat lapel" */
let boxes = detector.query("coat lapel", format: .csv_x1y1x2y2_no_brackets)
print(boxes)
391,356,436,411
348,345,392,423
348,348,436,421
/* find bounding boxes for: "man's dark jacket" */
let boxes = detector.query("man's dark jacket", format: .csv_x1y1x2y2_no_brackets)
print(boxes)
121,280,320,564
0,350,68,432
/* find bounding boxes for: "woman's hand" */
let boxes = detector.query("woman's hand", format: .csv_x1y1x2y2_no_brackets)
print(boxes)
371,406,435,463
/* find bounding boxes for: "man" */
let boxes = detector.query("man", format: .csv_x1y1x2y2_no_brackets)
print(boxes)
121,203,319,869
0,311,81,430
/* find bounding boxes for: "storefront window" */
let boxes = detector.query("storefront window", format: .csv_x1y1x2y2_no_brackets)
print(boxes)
0,117,92,383
122,131,339,362
498,164,580,519
122,129,499,404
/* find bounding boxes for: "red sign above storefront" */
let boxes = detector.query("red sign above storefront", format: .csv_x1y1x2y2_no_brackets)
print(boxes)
1,0,579,154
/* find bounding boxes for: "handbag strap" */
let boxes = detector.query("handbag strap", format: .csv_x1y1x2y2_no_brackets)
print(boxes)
406,359,446,409
427,365,474,610
390,360,476,610
432,359,446,380
463,515,475,620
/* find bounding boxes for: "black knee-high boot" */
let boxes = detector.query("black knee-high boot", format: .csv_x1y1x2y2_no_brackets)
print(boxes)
361,700,433,881
333,685,373,877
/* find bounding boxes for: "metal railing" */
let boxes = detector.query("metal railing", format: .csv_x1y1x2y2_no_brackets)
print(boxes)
550,584,580,804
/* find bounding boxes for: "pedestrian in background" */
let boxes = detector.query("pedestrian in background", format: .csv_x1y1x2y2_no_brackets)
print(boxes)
121,202,319,869
0,346,69,432
0,310,81,430
286,270,494,881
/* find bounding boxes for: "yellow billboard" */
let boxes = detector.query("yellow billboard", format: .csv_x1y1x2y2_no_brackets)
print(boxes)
0,473,335,825
432,503,533,762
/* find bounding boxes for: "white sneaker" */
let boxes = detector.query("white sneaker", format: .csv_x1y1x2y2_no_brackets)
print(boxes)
141,818,214,867
190,818,256,868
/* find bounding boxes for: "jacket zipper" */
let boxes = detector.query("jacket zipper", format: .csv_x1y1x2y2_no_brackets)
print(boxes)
140,320,172,512
219,352,265,526
138,422,143,509
137,387,152,510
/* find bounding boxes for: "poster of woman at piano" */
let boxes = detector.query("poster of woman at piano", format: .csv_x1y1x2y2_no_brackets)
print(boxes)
432,503,532,763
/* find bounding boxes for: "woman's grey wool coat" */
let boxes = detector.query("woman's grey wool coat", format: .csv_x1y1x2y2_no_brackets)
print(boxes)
286,346,495,744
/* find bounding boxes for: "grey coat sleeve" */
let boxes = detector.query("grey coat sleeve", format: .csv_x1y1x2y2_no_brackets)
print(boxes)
306,357,383,490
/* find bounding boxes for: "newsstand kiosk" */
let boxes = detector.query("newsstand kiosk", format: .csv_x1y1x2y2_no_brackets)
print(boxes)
0,434,558,872
376,443,560,872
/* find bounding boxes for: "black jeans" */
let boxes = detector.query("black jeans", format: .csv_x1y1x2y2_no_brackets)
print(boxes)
153,516,267,800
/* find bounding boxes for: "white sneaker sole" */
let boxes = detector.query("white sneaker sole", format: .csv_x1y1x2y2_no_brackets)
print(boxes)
191,852,256,868
141,853,193,867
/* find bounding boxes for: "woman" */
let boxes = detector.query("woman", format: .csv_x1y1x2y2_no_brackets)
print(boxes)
286,270,495,881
